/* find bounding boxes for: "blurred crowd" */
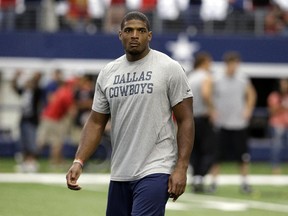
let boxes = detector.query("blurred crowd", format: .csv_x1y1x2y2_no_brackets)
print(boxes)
6,69,111,172
0,0,288,35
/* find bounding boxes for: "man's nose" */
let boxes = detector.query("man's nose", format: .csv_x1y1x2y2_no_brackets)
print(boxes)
132,30,138,37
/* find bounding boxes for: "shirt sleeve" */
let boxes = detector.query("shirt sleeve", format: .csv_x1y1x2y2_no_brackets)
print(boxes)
92,71,110,114
168,61,193,107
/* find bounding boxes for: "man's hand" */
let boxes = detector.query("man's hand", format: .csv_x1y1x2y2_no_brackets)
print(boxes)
168,168,187,202
66,163,83,190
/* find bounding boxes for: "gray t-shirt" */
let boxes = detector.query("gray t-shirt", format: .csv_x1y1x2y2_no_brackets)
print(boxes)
213,72,249,129
187,69,210,117
92,49,192,181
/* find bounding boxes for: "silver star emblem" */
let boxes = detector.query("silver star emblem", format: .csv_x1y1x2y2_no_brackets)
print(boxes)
166,33,200,70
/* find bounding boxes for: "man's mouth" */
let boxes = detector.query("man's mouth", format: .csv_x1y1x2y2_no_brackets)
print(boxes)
130,42,139,47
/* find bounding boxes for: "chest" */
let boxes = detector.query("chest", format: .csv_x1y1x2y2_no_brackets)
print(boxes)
104,68,167,103
215,78,246,97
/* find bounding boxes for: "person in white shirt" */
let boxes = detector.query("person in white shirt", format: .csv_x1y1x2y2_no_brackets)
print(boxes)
209,51,257,194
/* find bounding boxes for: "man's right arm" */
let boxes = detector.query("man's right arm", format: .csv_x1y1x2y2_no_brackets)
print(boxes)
202,75,215,120
66,110,110,190
244,82,257,120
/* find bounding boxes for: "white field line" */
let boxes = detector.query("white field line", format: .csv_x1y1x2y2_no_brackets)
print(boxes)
0,173,287,185
0,173,110,184
199,174,288,186
178,193,288,213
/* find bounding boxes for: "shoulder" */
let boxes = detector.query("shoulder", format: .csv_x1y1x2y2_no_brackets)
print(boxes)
187,70,200,80
212,71,224,83
235,72,249,82
102,55,126,73
151,49,181,68
98,55,126,82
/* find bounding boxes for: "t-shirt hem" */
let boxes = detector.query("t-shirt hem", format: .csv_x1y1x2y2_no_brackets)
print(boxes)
110,170,172,182
92,107,110,115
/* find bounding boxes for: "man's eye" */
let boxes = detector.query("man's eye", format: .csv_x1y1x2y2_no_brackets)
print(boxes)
140,29,146,33
124,29,131,33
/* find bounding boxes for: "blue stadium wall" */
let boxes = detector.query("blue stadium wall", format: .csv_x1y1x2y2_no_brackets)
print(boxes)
0,32,288,63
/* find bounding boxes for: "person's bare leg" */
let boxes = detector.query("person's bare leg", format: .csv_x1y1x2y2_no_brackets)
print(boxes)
50,143,63,167
208,163,220,193
239,162,252,193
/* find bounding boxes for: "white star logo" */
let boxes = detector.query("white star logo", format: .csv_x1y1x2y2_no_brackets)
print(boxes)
166,34,200,71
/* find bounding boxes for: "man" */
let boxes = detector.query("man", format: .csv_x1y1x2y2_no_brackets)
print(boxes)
42,69,64,107
267,78,288,174
11,70,42,173
38,78,77,168
70,74,95,144
209,51,257,194
187,52,215,193
66,11,195,216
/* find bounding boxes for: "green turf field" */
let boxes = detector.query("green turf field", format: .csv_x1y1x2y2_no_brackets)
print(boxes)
0,158,288,216
0,182,288,216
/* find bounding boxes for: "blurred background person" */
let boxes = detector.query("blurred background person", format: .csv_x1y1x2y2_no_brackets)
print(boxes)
70,74,94,144
40,0,59,32
225,0,254,34
187,51,216,193
126,0,157,31
103,0,126,33
87,0,108,33
209,51,257,194
42,68,64,108
70,74,112,166
11,70,43,173
156,0,189,33
264,2,287,35
267,78,288,174
0,0,17,31
182,0,202,34
200,0,229,34
37,77,78,170
65,0,90,32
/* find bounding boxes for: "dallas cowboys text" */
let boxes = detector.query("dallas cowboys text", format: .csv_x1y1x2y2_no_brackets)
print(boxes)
109,71,153,98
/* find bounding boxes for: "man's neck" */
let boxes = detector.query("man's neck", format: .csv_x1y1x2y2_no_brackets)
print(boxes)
126,48,151,62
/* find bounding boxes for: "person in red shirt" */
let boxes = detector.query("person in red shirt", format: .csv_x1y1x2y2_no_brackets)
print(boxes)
65,0,90,32
267,78,288,174
0,0,17,30
37,78,78,168
104,0,126,33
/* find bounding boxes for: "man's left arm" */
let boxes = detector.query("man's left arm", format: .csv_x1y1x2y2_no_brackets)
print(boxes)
169,97,195,201
244,82,257,120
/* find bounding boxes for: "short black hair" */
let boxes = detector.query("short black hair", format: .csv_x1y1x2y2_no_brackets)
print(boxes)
120,11,151,31
223,51,241,63
193,51,212,69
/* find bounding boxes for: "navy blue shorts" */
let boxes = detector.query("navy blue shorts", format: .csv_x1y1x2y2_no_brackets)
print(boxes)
106,173,170,216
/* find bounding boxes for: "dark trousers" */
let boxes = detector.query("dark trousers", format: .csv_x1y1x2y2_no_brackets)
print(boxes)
190,116,216,177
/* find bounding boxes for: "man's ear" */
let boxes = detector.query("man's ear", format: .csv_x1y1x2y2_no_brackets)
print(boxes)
148,31,152,42
118,31,122,40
